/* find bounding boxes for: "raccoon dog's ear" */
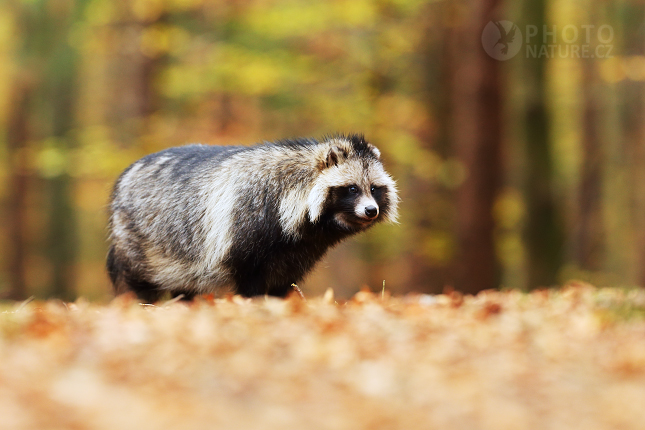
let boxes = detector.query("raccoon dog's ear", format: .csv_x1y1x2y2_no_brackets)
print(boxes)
319,146,348,170
367,143,381,160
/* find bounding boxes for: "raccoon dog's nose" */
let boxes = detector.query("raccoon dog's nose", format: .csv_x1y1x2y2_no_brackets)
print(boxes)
365,206,378,219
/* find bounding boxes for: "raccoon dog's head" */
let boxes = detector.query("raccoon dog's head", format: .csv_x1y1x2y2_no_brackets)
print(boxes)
308,135,399,232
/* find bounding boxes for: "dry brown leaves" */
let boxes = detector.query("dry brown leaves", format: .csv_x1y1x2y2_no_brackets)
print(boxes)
1,284,645,430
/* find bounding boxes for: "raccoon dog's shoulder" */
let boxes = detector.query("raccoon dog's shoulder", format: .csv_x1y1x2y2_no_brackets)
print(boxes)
107,134,399,301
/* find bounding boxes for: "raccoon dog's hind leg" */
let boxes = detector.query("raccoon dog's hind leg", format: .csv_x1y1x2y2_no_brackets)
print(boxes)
106,245,120,287
107,245,164,303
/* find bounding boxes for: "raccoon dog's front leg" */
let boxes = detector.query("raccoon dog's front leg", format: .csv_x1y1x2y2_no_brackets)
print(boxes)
235,273,266,297
266,284,292,298
234,270,292,298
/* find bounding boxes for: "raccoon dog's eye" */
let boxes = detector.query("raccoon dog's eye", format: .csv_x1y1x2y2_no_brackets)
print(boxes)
348,185,359,194
370,185,376,193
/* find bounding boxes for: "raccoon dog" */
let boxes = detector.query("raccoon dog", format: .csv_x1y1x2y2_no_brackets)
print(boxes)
107,134,398,302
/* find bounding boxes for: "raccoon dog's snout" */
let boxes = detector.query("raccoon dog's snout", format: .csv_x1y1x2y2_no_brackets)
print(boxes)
365,206,378,219
354,195,379,221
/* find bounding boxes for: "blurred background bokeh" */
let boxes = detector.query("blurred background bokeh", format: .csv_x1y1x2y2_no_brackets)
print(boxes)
0,0,643,300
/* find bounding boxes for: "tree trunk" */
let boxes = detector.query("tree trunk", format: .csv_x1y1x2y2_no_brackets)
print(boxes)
452,0,503,294
409,2,455,294
574,56,604,271
523,0,565,288
633,8,645,287
634,99,645,287
4,83,31,300
636,87,645,287
45,4,79,301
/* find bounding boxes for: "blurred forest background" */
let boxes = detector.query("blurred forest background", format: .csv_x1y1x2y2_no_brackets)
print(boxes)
0,0,644,300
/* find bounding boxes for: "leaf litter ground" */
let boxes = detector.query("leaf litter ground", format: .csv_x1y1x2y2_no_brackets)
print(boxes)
1,284,644,430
